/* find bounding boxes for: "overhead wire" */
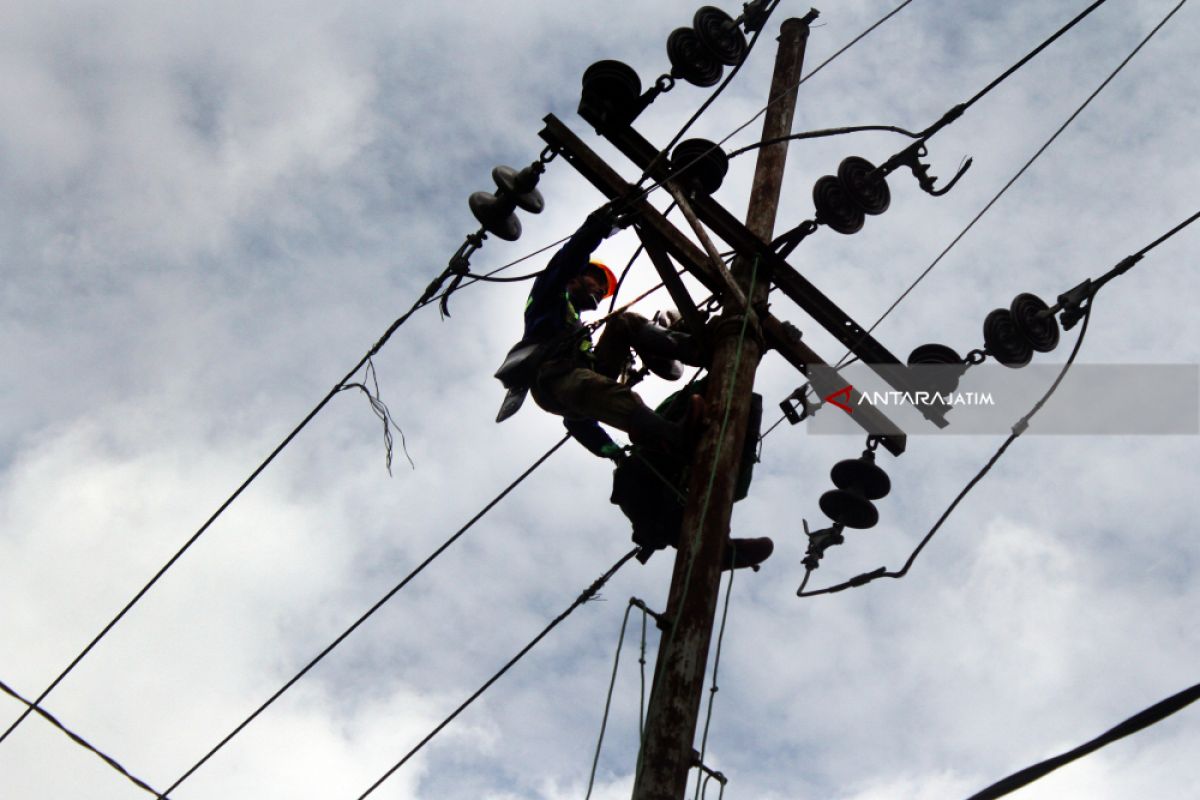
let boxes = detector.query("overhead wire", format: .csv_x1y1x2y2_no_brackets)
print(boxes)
0,213,597,749
962,680,1200,800
833,0,1184,368
355,546,641,800
0,676,163,797
634,0,783,189
800,294,1095,597
9,0,1169,788
711,0,917,156
619,0,917,214
800,206,1200,597
726,123,922,158
156,435,570,798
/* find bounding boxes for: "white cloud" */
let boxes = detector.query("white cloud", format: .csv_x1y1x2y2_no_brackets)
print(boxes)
2,1,1198,799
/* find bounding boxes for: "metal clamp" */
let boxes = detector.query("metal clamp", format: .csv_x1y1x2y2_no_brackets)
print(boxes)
875,139,972,197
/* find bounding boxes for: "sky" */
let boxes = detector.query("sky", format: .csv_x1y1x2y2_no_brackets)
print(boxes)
1,1,1198,798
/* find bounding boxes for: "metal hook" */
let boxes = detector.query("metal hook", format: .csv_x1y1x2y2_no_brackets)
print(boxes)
876,140,973,198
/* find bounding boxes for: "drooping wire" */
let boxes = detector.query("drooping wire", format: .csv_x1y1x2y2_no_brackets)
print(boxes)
356,547,641,800
726,123,921,158
807,206,1200,593
701,769,729,799
458,232,575,284
962,680,1200,800
0,676,164,798
0,292,419,744
585,600,649,800
800,296,1096,598
156,436,570,798
638,607,649,741
833,0,1185,368
337,358,414,474
692,551,738,800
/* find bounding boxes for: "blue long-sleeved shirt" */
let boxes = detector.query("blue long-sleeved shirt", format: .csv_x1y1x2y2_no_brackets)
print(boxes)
522,217,618,458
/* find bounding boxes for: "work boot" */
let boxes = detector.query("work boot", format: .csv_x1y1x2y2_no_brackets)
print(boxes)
723,536,774,571
632,316,706,381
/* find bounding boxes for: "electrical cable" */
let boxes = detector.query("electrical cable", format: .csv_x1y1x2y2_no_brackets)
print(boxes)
804,206,1200,594
622,0,916,215
156,435,570,798
832,0,1185,369
355,546,641,800
638,606,649,742
0,216,593,748
692,554,737,800
0,286,421,745
962,680,1200,800
609,201,680,312
799,296,1095,597
726,123,921,158
0,676,164,797
712,0,917,157
635,0,783,189
585,600,647,800
959,0,1109,119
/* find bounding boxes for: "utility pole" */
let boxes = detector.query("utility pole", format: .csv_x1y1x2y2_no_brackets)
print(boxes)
632,13,818,800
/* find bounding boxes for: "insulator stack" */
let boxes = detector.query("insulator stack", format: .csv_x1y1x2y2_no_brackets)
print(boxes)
818,449,891,530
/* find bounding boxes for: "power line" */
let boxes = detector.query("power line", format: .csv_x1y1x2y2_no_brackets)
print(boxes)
713,0,917,155
628,0,917,209
355,547,641,800
799,204,1200,597
963,680,1200,800
157,435,570,798
0,213,597,749
726,123,922,158
799,294,1095,598
0,292,436,745
635,0,784,188
0,676,163,797
834,0,1185,368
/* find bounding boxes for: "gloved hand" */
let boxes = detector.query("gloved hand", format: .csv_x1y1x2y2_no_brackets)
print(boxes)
585,202,619,230
599,443,627,463
586,201,639,238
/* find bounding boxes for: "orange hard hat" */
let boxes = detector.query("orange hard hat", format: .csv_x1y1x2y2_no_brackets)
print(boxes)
588,260,618,299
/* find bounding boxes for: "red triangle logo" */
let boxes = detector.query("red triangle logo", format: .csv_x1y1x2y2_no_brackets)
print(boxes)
825,385,854,414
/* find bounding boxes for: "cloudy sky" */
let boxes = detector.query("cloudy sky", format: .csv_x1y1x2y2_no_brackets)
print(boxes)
2,0,1198,798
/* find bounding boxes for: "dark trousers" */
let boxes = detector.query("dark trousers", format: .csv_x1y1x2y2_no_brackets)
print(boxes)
531,312,651,433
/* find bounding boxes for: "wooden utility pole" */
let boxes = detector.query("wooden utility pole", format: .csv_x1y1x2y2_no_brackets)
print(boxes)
632,13,818,800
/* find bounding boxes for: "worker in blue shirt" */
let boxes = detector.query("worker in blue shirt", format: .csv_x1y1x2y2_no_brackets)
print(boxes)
512,208,705,457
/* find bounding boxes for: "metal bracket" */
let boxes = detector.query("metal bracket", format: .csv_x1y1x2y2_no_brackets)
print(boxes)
876,139,972,197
